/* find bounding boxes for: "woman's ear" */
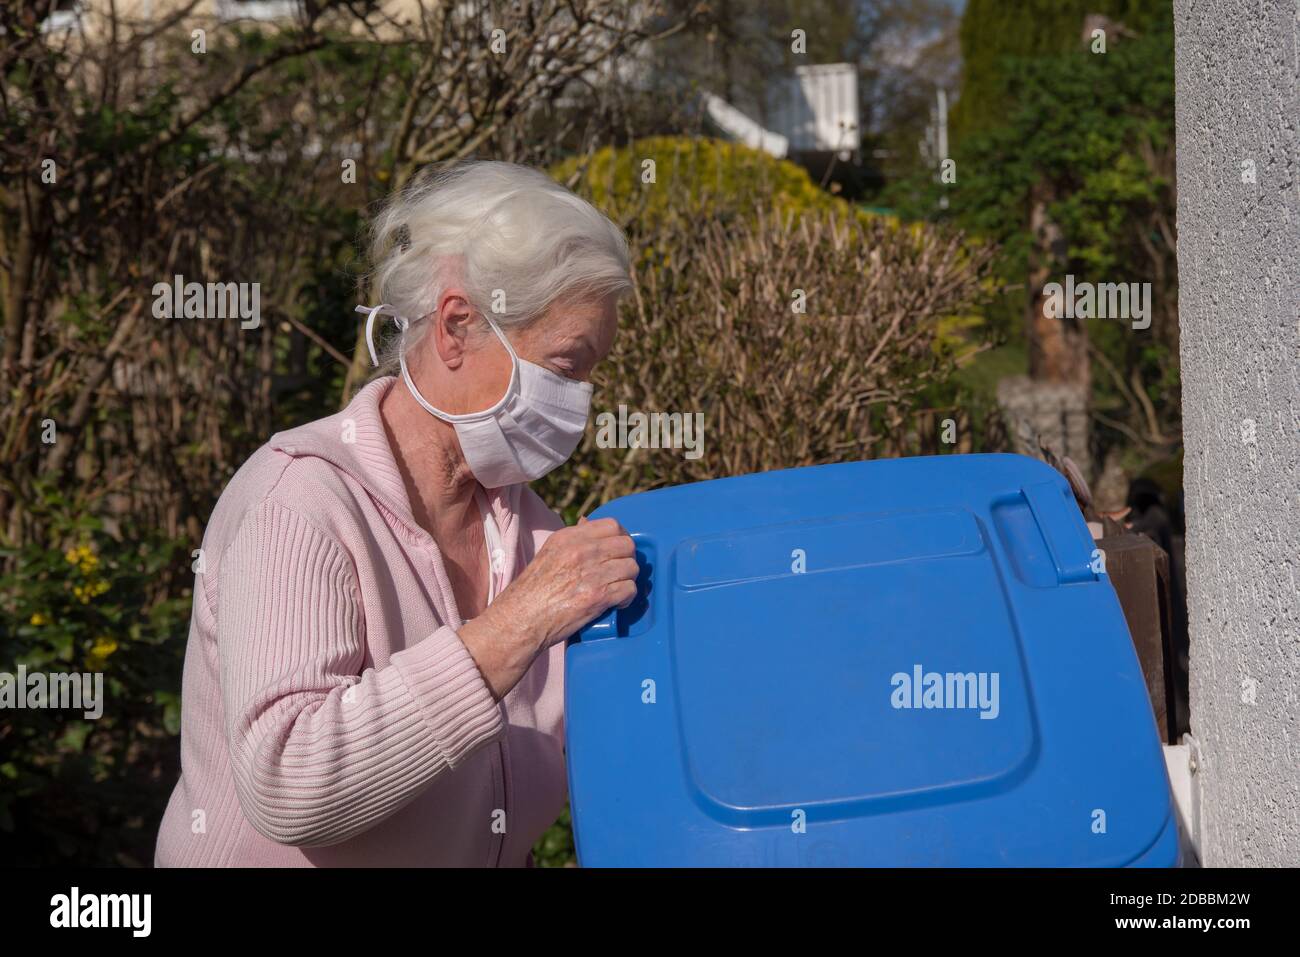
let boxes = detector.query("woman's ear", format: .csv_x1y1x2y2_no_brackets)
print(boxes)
433,288,476,369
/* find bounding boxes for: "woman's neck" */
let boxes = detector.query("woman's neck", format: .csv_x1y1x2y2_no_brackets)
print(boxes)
378,376,481,539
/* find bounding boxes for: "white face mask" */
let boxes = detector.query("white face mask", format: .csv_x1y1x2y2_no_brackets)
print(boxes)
356,304,593,489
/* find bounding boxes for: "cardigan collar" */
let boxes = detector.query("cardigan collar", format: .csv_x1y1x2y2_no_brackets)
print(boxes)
268,376,522,548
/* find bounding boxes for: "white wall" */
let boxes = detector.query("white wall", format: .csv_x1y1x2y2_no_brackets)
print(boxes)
1174,0,1300,866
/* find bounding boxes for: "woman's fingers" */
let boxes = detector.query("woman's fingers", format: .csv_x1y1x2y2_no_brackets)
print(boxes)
607,578,639,609
602,557,640,585
582,516,628,538
594,533,637,560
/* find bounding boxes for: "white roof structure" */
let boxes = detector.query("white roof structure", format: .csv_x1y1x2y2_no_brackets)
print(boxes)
768,63,860,156
701,92,789,158
704,63,860,160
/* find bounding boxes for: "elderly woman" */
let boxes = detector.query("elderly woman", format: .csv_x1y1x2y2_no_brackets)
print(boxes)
155,162,638,866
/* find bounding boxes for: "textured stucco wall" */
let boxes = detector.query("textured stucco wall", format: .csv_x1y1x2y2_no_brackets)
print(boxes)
1174,0,1300,866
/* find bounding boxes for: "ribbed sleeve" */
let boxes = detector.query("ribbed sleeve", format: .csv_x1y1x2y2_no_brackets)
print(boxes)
217,500,505,847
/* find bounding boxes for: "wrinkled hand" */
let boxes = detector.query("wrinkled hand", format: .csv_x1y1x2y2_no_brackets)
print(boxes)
460,517,638,699
500,516,638,648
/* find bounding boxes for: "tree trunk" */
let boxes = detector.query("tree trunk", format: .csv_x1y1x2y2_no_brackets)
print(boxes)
1026,180,1089,387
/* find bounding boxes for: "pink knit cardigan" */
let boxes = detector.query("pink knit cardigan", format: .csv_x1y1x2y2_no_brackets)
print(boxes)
154,377,568,866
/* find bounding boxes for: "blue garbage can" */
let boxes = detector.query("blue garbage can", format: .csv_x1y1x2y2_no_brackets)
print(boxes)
564,454,1179,866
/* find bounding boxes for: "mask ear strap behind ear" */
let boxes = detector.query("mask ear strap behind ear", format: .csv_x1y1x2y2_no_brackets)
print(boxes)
355,304,409,367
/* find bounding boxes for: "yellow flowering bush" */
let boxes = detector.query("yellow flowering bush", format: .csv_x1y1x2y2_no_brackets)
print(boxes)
63,543,112,605
1,501,189,865
550,136,851,235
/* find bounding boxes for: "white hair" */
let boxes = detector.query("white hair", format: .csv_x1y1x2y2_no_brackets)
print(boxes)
366,160,631,373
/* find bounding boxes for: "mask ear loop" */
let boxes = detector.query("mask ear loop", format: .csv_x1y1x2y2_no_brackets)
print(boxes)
355,303,409,367
356,302,521,422
479,312,519,364
356,303,513,376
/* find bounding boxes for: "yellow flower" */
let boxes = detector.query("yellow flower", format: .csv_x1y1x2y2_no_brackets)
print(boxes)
86,636,118,671
29,612,48,626
65,544,98,573
90,636,118,656
71,578,109,604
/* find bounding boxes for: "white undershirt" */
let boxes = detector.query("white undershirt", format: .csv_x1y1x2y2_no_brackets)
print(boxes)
474,487,504,606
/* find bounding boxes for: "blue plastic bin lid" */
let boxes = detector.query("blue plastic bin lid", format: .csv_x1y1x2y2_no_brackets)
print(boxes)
565,455,1178,866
